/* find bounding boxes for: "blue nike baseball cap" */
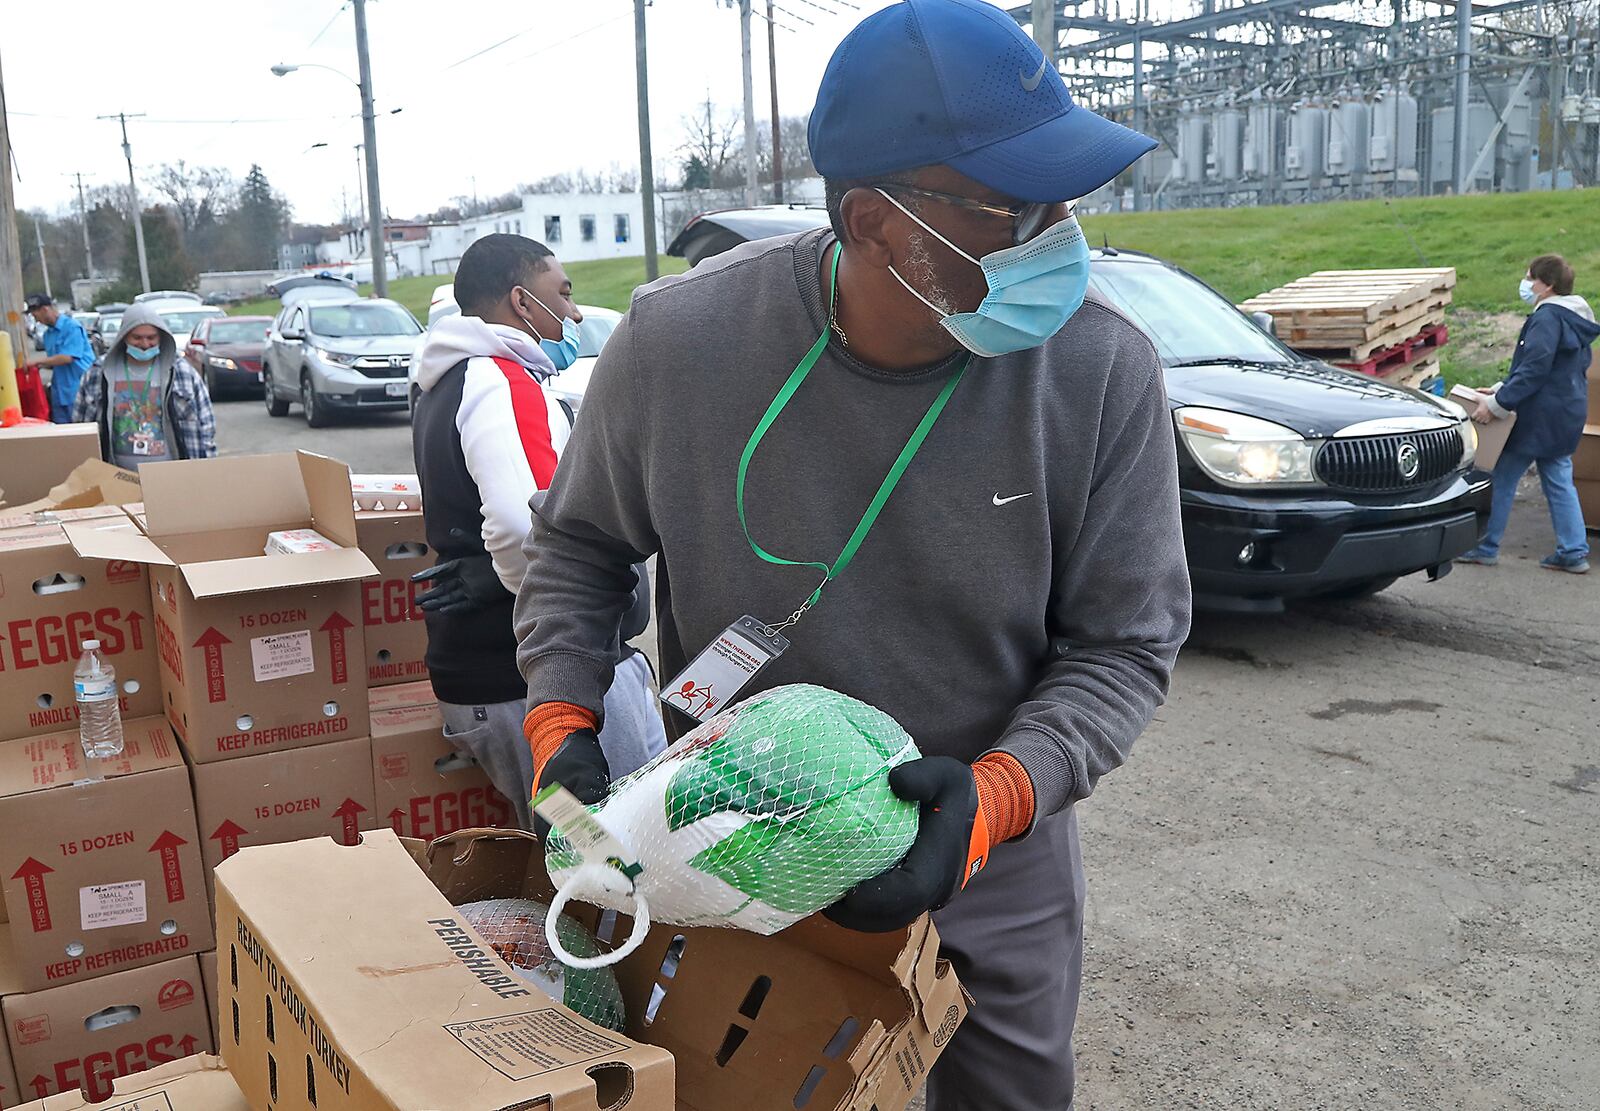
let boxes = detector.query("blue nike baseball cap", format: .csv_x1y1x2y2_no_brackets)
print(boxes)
808,0,1156,203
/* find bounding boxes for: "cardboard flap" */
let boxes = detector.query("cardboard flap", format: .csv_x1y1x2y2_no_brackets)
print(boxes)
178,546,378,598
61,520,174,566
299,450,361,547
139,454,311,537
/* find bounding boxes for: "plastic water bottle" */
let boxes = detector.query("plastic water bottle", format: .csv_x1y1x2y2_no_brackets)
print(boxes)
75,640,125,764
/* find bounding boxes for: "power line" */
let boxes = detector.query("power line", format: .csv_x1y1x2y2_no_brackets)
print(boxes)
307,0,351,49
773,3,816,26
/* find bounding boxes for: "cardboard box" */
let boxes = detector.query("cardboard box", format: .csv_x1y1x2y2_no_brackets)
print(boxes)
63,453,378,764
1588,362,1598,426
0,975,19,1109
0,462,141,521
217,829,966,1111
349,475,420,513
1576,426,1600,530
0,511,161,742
1449,384,1517,471
355,511,429,688
0,719,211,992
2,1054,247,1110
0,427,100,509
189,736,381,892
369,684,514,841
0,955,211,1101
197,952,217,1052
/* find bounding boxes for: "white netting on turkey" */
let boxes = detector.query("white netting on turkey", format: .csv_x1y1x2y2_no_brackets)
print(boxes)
458,898,627,1030
543,683,920,967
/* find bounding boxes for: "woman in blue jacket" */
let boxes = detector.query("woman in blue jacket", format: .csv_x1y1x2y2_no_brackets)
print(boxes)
1459,254,1598,573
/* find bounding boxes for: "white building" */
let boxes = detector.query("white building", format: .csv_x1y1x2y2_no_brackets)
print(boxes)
454,192,649,264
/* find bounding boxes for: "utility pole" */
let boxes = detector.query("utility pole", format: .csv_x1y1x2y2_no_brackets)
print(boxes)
635,0,660,282
738,0,760,208
1131,31,1145,211
351,0,387,296
33,220,50,300
99,112,151,293
0,50,29,360
1452,0,1472,193
766,0,784,203
74,173,94,281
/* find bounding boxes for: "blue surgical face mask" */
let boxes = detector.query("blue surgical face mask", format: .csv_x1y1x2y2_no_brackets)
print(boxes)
517,287,581,372
878,189,1091,358
1518,278,1536,305
126,343,161,363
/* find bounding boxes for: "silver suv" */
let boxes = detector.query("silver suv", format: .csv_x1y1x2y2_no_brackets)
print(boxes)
263,297,422,427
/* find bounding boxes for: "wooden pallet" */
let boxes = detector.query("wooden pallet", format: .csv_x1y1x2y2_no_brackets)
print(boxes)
1383,352,1443,393
1276,293,1450,347
1240,268,1456,326
1316,323,1449,375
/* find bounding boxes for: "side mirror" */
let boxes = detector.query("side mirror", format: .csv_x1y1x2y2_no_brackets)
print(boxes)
281,328,304,341
1250,310,1276,336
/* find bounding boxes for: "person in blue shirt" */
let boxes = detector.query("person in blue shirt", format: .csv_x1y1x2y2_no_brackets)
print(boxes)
24,293,97,423
1458,254,1598,574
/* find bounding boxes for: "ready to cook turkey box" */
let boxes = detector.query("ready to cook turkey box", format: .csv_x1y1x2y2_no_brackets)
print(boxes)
216,828,966,1111
63,452,378,765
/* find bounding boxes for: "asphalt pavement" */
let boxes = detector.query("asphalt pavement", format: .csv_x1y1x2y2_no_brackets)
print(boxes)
215,395,1598,1108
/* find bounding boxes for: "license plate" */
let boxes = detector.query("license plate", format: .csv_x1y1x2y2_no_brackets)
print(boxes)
256,371,264,383
385,381,407,398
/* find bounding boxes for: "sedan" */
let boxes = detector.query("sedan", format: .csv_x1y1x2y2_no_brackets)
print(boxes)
263,297,422,427
187,316,272,398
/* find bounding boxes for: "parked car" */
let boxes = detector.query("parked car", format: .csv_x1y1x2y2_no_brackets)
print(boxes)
267,272,358,299
133,290,202,304
186,315,272,398
148,302,228,361
666,205,831,266
669,209,1490,610
402,283,621,418
90,302,129,355
263,296,422,427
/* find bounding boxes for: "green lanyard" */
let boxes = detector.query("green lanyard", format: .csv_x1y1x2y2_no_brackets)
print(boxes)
735,242,970,630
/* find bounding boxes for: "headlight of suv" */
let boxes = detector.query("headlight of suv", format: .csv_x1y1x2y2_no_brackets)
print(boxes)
312,347,356,367
1458,418,1478,468
207,355,237,370
1175,406,1320,486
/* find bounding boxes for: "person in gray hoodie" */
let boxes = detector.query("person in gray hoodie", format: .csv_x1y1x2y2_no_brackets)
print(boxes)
72,303,217,467
1459,253,1598,573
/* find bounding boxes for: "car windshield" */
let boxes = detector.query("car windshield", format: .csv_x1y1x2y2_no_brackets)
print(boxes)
160,310,224,334
100,315,122,333
1088,259,1293,366
309,303,421,338
577,315,616,358
208,321,268,344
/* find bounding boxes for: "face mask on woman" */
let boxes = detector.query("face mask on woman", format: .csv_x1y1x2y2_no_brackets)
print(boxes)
1518,278,1536,305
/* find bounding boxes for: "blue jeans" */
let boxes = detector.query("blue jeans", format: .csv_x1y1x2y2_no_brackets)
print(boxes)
1478,449,1590,559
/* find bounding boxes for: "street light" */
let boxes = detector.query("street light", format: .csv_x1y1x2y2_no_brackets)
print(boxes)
268,0,387,297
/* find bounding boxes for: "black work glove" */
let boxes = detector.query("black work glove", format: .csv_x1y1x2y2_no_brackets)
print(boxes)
533,728,610,840
823,756,979,934
411,553,504,614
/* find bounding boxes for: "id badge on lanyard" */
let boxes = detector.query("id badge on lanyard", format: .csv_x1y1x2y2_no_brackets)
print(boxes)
662,242,968,724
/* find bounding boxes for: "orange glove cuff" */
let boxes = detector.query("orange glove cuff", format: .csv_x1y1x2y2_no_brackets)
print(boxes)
523,702,599,782
964,753,1035,887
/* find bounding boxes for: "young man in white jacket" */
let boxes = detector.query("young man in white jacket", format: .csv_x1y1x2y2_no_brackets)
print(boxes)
411,233,666,829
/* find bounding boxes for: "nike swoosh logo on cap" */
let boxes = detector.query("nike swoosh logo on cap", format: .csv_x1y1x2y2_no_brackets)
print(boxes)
992,492,1033,506
1020,59,1047,92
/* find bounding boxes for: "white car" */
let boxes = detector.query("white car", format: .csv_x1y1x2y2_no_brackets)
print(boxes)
406,282,621,419
141,298,228,361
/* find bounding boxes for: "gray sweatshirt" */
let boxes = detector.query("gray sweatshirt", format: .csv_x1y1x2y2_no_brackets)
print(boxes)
514,229,1191,824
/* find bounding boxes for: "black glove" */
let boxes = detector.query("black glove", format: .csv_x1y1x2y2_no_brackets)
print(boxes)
534,728,610,839
823,757,978,934
411,552,504,614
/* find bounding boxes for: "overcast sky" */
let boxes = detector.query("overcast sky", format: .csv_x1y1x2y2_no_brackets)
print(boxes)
5,0,905,225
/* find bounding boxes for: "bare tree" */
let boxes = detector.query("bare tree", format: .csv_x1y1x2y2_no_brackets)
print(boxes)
679,95,742,189
148,161,235,238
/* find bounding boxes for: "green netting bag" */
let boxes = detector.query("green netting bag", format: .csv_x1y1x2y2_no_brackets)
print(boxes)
543,684,919,967
458,898,627,1031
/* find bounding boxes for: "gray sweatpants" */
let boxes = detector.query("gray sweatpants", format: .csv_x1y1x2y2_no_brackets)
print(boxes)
440,652,668,831
926,807,1085,1111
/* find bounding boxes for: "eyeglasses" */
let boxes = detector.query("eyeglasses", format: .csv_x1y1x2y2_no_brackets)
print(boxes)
874,185,1072,245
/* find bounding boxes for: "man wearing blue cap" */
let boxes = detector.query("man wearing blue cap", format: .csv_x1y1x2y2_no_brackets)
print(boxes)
516,2,1191,1105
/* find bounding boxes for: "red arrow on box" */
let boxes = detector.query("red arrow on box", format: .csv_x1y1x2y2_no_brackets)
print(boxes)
127,610,146,651
30,1075,50,1100
333,797,366,844
149,830,188,903
210,819,248,860
388,807,405,834
193,627,231,704
319,611,354,685
11,857,54,932
178,1033,199,1057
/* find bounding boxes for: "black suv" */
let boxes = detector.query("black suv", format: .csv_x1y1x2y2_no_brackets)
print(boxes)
1088,249,1488,611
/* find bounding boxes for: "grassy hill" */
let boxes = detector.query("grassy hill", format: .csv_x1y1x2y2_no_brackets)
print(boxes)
1078,189,1598,386
236,192,1591,387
